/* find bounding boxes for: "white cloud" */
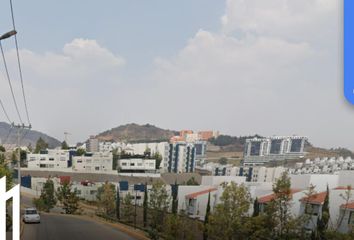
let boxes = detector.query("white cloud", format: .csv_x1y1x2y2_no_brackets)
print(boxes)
221,0,338,44
148,0,352,149
0,38,126,140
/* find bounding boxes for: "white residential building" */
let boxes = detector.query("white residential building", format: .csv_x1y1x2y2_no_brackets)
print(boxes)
127,142,170,169
27,149,72,170
243,136,307,165
86,136,99,152
72,152,113,173
118,158,156,173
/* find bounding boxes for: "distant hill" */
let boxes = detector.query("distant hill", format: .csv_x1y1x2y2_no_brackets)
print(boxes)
0,122,61,148
96,123,178,143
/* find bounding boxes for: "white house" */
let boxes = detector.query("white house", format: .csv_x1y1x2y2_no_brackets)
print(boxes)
72,152,113,173
118,158,156,173
27,149,71,170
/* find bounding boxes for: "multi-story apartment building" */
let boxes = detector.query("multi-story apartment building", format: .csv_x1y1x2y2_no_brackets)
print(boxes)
243,136,307,165
72,152,113,173
86,136,99,152
166,142,196,173
27,149,74,169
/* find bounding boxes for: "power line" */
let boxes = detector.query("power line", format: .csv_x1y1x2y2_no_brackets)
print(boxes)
0,98,12,123
9,0,31,125
0,41,23,124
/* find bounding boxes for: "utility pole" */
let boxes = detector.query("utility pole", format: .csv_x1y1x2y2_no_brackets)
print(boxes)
12,123,31,188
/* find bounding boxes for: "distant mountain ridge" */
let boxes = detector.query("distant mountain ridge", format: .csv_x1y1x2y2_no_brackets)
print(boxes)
0,122,61,148
96,123,178,143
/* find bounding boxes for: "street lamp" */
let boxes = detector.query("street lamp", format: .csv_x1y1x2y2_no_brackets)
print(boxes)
0,30,17,41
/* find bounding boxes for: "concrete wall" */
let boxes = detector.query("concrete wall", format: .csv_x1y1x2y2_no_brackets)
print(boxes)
201,176,246,186
290,174,339,191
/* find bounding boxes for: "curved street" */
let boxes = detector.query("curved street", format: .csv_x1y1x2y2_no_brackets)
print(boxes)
23,213,138,240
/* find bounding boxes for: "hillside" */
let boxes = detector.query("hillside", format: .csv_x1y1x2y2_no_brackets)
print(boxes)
96,123,178,142
0,122,61,148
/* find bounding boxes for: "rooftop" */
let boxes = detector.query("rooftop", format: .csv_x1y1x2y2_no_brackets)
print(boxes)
185,188,217,199
258,189,302,204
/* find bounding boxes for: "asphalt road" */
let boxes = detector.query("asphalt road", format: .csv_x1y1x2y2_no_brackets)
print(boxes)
22,213,137,240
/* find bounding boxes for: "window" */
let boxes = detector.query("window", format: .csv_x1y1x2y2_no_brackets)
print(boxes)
77,160,82,163
40,157,46,161
95,167,100,171
49,158,54,161
122,163,127,166
130,163,135,166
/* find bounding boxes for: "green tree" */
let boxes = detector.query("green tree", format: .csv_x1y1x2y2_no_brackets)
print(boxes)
20,149,27,167
266,172,306,239
116,186,120,220
317,185,330,239
33,179,57,212
186,177,199,186
0,152,5,165
97,182,116,217
252,197,260,217
11,151,18,166
34,137,48,153
122,193,134,223
218,157,228,165
76,148,86,156
164,210,197,240
171,181,178,215
149,181,170,239
143,183,148,227
144,147,152,158
207,182,251,240
0,145,5,152
153,152,163,169
61,141,69,150
56,181,80,214
203,192,211,240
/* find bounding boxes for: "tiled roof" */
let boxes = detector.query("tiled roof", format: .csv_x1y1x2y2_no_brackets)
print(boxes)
258,189,302,204
334,186,353,190
341,202,354,209
185,188,217,199
300,192,327,204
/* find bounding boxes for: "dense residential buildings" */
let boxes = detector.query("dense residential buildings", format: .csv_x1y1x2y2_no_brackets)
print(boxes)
291,156,354,174
243,136,307,165
201,162,287,183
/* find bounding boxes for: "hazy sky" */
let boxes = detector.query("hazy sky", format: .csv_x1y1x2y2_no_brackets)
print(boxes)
0,0,352,149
